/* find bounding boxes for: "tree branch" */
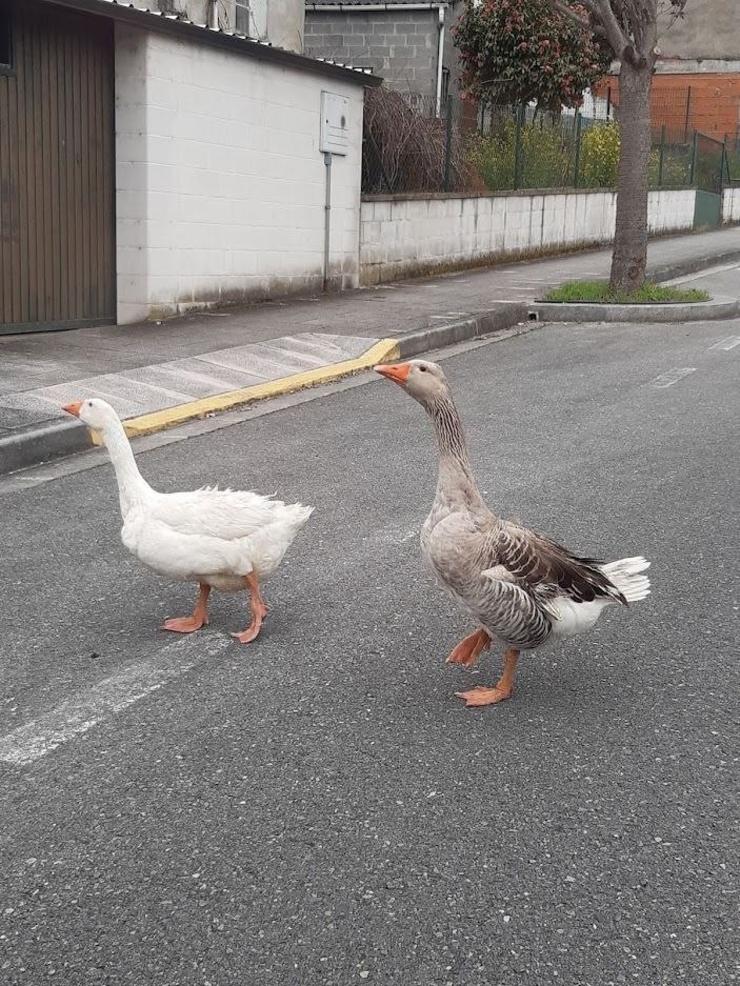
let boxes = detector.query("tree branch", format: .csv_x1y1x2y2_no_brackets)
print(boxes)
550,1,631,60
592,0,633,61
550,0,591,29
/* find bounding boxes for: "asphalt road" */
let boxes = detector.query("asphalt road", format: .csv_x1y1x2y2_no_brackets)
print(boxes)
1,315,738,985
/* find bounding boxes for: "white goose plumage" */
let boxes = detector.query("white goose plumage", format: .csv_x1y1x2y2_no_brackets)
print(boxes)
63,398,313,641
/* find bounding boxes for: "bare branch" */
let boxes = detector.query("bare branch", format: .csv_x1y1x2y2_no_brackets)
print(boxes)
657,0,685,44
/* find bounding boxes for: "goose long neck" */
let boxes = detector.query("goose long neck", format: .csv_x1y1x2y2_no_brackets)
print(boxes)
428,394,484,507
101,417,150,515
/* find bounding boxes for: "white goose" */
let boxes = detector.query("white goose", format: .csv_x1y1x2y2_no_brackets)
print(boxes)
63,399,313,642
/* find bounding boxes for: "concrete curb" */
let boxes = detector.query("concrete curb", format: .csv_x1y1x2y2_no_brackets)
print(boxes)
0,419,93,476
116,338,401,441
396,304,529,357
529,295,740,324
647,248,740,283
3,241,736,477
0,305,529,477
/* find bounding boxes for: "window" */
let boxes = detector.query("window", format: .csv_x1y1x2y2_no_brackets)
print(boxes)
0,3,13,73
235,0,251,37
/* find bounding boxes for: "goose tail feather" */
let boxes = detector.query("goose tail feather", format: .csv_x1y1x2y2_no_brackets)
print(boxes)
600,556,651,604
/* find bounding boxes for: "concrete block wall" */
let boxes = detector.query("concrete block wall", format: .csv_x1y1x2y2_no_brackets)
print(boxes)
360,189,698,284
722,187,740,224
115,24,365,324
305,10,439,99
648,188,697,233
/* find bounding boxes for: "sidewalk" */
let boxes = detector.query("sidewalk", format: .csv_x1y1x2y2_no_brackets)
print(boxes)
2,226,739,474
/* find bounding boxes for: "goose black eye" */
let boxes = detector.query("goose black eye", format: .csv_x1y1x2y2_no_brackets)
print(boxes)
419,366,427,373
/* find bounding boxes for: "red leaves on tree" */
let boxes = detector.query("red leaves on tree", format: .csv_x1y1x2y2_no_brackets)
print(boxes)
453,0,611,111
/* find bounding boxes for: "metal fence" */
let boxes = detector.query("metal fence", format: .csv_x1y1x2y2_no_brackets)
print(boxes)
362,88,735,198
722,133,740,186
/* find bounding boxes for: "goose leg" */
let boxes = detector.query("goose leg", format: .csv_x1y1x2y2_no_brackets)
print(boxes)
455,648,519,708
445,627,491,667
232,572,268,644
162,583,211,634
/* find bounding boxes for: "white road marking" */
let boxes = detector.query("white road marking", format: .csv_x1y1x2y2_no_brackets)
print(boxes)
650,367,696,389
708,336,740,351
0,634,230,766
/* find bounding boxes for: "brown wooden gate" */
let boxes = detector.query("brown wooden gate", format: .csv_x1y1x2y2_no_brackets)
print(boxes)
0,0,116,334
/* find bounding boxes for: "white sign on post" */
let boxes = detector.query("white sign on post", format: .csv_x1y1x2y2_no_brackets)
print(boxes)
320,92,349,156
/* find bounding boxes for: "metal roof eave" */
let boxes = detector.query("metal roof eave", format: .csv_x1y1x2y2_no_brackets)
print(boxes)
307,3,448,9
46,0,383,86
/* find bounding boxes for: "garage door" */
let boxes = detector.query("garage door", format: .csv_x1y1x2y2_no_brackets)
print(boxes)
0,0,116,334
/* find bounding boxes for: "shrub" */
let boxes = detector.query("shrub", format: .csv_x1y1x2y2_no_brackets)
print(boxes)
454,0,610,111
468,116,572,190
362,87,474,194
579,122,620,187
648,144,692,187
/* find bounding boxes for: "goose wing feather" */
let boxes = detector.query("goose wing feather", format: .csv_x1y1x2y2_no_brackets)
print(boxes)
490,521,627,605
148,487,284,542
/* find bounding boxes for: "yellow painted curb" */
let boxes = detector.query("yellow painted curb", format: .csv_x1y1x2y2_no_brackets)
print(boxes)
89,337,400,444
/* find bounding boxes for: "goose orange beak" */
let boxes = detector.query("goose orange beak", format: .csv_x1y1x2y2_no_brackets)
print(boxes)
375,362,411,385
62,401,83,417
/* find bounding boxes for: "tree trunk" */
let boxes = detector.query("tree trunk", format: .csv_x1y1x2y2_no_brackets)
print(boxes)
610,62,653,293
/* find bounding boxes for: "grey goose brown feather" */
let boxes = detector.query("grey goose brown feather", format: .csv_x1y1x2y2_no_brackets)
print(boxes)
374,358,651,708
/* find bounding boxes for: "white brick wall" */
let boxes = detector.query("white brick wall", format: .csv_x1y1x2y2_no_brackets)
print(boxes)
722,187,740,224
360,189,698,285
115,24,364,324
648,189,696,233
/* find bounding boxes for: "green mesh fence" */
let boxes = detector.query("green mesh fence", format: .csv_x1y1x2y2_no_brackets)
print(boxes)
362,93,729,196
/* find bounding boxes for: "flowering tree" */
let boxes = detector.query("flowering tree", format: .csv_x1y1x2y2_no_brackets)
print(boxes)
454,0,611,112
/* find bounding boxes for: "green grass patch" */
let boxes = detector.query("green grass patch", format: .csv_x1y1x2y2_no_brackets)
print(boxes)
543,280,710,304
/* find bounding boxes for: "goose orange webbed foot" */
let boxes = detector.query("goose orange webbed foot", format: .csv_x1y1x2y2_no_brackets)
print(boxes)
162,615,209,634
445,628,491,667
231,600,268,644
232,574,268,645
454,647,520,708
455,684,513,708
162,584,210,635
231,625,262,644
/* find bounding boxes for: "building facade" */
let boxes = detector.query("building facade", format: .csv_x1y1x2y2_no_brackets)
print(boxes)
305,0,464,113
0,0,378,333
599,0,739,139
653,0,739,137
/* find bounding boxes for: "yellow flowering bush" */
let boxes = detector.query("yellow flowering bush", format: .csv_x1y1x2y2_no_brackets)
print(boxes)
469,119,572,190
579,122,620,187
